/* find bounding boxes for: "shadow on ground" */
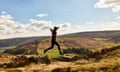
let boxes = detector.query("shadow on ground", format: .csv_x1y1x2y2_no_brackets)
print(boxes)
63,48,92,56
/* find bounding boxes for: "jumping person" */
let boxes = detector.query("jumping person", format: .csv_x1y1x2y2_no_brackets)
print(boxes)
44,26,62,55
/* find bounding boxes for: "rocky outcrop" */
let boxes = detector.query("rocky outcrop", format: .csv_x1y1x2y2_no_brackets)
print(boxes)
1,55,51,68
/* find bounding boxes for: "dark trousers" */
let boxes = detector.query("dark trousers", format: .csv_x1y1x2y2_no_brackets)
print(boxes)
44,37,62,55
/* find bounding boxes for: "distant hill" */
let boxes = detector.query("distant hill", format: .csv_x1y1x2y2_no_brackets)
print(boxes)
67,30,120,38
0,36,45,48
0,30,120,47
0,30,120,48
3,30,120,55
1,30,120,72
67,30,120,43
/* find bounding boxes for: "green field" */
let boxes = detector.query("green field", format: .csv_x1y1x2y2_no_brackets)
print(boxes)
38,49,60,58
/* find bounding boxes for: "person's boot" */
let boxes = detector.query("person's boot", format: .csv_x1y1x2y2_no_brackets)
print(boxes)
59,51,64,56
44,49,47,54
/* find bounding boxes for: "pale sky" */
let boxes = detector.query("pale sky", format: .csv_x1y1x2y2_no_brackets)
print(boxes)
0,0,120,39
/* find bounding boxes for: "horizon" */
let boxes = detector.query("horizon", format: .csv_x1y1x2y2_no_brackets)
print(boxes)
0,30,120,40
0,0,120,39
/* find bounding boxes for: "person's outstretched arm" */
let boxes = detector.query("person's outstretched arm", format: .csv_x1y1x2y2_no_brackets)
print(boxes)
50,28,53,32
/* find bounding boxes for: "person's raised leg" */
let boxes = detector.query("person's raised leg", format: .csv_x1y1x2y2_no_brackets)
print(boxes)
44,43,54,54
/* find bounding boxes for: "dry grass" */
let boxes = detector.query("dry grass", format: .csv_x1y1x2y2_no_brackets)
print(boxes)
0,36,120,72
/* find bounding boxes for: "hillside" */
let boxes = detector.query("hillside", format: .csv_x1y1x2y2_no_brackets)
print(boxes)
0,30,120,72
0,37,45,48
2,30,120,55
0,45,120,72
0,30,120,47
68,30,120,43
0,30,120,48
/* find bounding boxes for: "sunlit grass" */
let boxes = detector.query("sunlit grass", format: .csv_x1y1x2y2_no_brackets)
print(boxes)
0,46,16,49
38,49,60,58
0,49,4,53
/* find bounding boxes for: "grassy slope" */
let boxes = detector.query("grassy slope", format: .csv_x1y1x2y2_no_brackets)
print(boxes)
38,49,60,58
2,35,120,57
0,31,120,71
37,35,120,58
0,46,120,72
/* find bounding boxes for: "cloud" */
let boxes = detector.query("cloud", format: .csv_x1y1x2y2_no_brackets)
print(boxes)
57,23,71,28
86,22,95,24
0,11,80,39
95,0,120,12
0,11,120,39
2,11,8,14
96,22,120,30
37,13,48,17
112,5,120,12
116,16,120,19
101,22,120,30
